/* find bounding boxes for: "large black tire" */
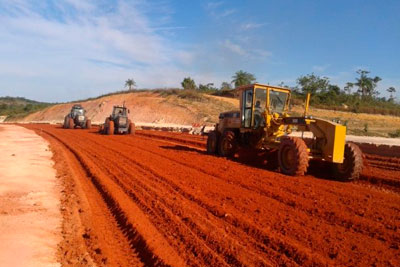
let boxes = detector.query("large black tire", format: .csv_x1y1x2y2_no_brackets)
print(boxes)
99,124,105,134
86,119,91,129
68,118,74,129
333,143,363,181
107,120,114,135
206,131,218,154
128,122,135,135
63,116,68,129
218,131,237,157
278,137,309,176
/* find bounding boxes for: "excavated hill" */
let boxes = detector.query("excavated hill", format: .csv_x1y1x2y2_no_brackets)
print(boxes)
20,91,238,126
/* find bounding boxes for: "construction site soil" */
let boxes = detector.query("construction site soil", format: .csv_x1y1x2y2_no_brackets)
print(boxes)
23,124,400,266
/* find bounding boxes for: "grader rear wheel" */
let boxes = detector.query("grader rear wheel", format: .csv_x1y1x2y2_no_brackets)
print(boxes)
334,143,363,181
278,137,309,176
107,120,114,135
206,131,218,154
218,131,236,157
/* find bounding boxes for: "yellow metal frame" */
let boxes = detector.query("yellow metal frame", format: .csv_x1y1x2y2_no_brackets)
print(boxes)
235,83,346,163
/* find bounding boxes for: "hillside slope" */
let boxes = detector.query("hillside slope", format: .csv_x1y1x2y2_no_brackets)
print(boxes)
0,96,52,120
20,91,237,125
15,90,400,137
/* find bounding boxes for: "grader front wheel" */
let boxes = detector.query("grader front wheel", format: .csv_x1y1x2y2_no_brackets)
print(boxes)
218,131,236,157
278,137,309,176
334,143,363,181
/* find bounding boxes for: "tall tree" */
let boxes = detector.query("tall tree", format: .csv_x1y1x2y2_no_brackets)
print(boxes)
296,73,330,94
181,77,197,90
125,78,136,90
347,70,381,98
387,86,396,100
231,70,256,88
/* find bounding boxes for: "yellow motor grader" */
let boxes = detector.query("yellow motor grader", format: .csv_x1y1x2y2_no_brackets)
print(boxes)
207,83,363,181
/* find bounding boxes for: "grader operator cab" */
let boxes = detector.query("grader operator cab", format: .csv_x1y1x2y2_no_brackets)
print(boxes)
207,83,363,181
99,105,135,135
63,104,91,129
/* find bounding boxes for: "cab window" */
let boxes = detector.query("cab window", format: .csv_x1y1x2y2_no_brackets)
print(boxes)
270,90,288,113
242,89,253,128
254,89,266,128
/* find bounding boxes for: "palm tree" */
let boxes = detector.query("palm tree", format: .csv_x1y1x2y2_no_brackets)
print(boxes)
352,70,381,98
344,82,353,95
387,87,396,100
231,70,256,88
125,79,136,90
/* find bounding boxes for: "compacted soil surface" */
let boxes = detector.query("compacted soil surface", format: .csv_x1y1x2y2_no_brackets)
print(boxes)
23,124,400,266
0,125,61,267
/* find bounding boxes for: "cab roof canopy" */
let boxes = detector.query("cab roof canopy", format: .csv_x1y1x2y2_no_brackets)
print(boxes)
236,83,291,92
72,104,83,109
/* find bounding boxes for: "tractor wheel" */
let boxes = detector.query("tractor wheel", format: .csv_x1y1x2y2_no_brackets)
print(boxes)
206,131,218,154
107,120,114,135
128,122,135,135
68,118,74,129
278,137,309,176
63,116,68,129
218,131,237,157
333,143,363,181
86,119,91,129
99,124,104,134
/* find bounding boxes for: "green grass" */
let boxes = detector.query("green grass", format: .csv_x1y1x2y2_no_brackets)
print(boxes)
0,97,53,120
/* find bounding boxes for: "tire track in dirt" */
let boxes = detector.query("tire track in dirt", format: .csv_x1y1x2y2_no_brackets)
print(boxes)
33,128,183,267
67,129,398,266
25,125,400,266
60,130,298,266
112,135,400,241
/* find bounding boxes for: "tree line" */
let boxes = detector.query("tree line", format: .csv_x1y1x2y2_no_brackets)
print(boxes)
124,69,398,116
180,70,399,116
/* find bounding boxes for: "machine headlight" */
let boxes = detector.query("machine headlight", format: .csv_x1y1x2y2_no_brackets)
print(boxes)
78,115,85,121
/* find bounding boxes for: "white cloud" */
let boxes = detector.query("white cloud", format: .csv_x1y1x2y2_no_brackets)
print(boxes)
205,1,235,18
206,1,224,10
220,8,236,17
221,40,247,56
220,40,271,59
312,64,330,72
240,22,268,30
0,0,205,101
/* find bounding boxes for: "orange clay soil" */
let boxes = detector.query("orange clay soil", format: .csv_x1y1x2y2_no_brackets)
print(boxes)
24,124,400,266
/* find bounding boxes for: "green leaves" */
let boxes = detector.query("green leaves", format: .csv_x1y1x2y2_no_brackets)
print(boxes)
181,77,197,90
231,70,256,88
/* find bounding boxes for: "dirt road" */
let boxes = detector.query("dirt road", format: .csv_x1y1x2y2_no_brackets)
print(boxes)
0,125,61,267
24,124,400,266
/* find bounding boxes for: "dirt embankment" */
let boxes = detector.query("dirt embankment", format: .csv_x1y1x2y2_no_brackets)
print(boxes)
19,92,236,126
24,124,400,266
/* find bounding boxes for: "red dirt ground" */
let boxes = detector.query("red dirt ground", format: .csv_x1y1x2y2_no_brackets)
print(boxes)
24,124,400,266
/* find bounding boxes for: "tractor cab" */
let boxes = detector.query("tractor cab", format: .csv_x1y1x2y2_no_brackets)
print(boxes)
71,104,85,116
238,83,291,130
111,106,128,118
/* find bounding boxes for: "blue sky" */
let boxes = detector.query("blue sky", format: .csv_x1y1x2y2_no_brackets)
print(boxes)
0,0,399,102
